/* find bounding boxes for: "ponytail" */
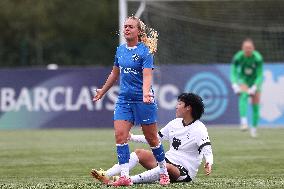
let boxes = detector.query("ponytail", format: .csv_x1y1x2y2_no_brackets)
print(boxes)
128,16,159,54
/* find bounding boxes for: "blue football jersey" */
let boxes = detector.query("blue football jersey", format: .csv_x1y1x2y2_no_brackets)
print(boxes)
114,42,154,102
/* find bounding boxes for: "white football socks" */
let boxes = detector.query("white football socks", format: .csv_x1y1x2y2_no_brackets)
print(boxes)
120,163,130,177
240,117,248,126
106,152,139,177
106,163,120,177
157,160,168,175
131,166,160,183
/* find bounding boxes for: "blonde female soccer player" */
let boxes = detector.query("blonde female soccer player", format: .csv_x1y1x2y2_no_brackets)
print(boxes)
93,16,169,186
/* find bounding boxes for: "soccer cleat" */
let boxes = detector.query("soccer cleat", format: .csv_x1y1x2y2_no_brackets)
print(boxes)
90,168,110,184
250,127,257,138
110,175,133,186
112,175,120,182
240,124,248,131
159,174,170,186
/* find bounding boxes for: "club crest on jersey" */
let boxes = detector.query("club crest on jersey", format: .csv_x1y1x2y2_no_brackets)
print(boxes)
132,54,140,61
172,137,181,150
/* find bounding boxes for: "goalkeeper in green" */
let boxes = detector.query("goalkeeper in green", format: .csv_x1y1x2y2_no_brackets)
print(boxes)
230,38,263,137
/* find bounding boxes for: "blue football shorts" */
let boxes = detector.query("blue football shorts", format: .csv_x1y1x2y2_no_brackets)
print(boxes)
114,102,158,125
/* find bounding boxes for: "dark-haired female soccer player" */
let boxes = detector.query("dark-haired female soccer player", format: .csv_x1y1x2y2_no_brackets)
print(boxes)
92,93,213,184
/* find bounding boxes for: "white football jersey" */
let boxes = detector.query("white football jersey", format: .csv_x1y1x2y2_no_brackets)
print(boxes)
159,118,211,180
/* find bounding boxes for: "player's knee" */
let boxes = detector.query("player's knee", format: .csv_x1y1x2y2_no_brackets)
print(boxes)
134,149,144,159
166,164,180,180
166,164,175,172
114,131,128,144
144,134,159,146
134,148,143,155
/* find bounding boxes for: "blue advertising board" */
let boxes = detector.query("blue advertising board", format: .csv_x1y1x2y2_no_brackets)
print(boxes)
0,64,283,129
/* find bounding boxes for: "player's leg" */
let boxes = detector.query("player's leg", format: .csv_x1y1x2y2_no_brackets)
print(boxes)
109,103,134,186
252,92,260,127
98,149,156,180
165,160,192,182
135,102,170,185
103,151,140,177
91,150,144,184
250,91,261,137
141,124,168,173
114,120,133,176
110,120,133,186
141,126,170,186
131,166,160,183
130,163,181,184
166,164,181,181
135,149,158,169
130,150,183,184
239,84,249,130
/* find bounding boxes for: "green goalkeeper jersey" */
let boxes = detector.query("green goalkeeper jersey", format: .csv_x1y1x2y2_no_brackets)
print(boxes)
230,50,263,88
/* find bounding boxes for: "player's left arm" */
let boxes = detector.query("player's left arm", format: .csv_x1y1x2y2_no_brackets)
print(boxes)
196,128,213,175
254,53,264,88
201,145,213,175
143,68,153,103
142,49,154,104
248,53,263,95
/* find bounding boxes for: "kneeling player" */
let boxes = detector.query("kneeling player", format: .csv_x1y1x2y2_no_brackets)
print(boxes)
91,93,213,184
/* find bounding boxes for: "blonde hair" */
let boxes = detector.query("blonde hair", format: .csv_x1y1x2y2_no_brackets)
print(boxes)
242,38,254,46
128,16,159,54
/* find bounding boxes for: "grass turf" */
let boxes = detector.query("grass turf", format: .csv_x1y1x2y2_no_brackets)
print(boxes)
0,127,283,188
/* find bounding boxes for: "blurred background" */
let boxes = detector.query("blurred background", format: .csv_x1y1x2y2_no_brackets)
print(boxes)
0,0,118,67
0,0,283,129
0,0,284,67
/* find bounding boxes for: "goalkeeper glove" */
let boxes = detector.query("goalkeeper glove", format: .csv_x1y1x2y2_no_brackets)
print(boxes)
232,83,241,94
248,85,257,95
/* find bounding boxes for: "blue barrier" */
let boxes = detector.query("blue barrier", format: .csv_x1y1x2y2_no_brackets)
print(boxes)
0,64,283,129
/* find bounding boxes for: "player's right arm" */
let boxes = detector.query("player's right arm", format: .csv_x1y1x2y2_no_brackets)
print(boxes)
93,48,120,102
129,132,166,143
129,121,171,143
230,51,241,93
93,66,120,102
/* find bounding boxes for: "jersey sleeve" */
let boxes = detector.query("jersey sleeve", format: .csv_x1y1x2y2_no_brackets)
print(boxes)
131,121,171,143
254,52,264,88
195,127,211,154
230,52,240,84
158,121,172,141
129,134,148,143
142,48,154,69
201,145,214,165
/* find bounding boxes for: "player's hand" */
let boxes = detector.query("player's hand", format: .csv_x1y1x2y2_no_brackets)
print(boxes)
143,92,154,104
92,89,104,102
204,162,212,175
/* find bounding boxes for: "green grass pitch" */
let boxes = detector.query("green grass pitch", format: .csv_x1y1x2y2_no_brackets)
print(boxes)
0,127,283,189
